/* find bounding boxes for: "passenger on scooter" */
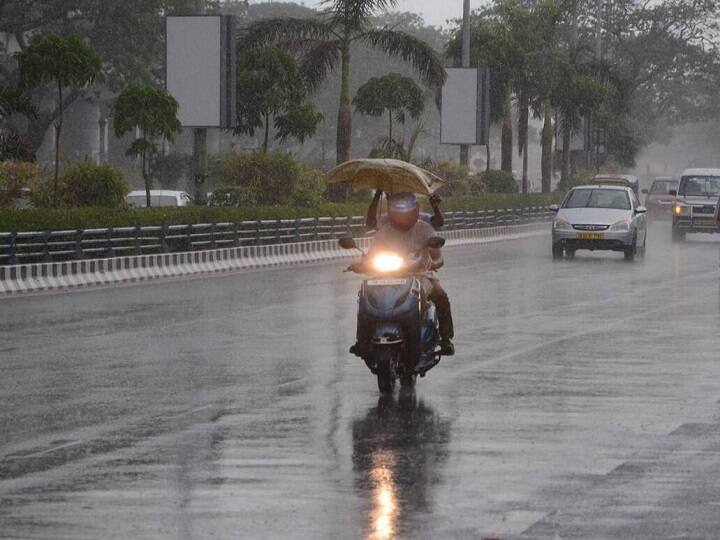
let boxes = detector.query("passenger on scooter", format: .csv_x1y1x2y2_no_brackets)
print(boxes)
366,189,444,230
353,192,455,356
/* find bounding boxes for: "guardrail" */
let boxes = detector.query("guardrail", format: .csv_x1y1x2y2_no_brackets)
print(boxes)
0,206,553,266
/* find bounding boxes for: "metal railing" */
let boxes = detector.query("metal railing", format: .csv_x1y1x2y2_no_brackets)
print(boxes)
0,206,553,265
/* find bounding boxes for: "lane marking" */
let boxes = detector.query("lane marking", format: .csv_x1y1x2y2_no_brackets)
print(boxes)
164,404,216,420
4,440,82,460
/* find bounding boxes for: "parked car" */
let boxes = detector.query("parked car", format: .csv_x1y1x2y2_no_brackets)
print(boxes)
126,190,192,208
670,168,720,241
551,184,647,261
642,177,678,220
592,174,640,196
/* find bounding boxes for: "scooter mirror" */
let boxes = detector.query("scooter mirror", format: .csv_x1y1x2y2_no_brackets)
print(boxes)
426,236,445,249
338,236,357,250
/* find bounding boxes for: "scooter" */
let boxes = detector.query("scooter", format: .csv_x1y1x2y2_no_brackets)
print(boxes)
339,235,446,393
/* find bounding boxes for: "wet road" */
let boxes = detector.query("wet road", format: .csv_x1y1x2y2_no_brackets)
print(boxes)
1,222,720,539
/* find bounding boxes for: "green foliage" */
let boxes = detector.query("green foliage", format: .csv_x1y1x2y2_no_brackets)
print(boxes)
112,85,182,149
17,33,101,90
0,161,41,206
354,73,424,121
475,170,518,194
235,46,323,152
0,85,37,120
210,151,325,207
0,130,36,162
1,1,202,155
239,0,446,166
16,32,102,205
111,84,182,206
354,73,425,145
55,160,129,208
0,193,561,232
150,153,192,190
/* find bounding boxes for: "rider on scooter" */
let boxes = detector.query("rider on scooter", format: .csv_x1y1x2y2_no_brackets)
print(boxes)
365,189,444,230
351,192,455,356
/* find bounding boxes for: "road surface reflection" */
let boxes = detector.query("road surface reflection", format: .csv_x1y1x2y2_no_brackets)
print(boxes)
352,391,452,539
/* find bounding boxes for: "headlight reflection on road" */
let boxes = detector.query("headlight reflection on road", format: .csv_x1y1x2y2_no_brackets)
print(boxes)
368,450,398,540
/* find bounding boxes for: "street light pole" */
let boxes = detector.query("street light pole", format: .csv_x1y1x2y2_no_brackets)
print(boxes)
460,0,471,166
192,0,208,205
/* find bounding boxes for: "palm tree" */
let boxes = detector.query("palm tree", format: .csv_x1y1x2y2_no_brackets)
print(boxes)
239,0,446,171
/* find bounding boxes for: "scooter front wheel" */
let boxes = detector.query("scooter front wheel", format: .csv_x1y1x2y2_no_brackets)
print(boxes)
375,348,396,394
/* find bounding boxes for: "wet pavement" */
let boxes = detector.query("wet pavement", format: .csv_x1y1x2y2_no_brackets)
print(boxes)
1,221,720,539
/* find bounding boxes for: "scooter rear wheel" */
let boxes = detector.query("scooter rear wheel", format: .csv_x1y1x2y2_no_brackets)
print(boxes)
375,348,396,394
400,372,417,389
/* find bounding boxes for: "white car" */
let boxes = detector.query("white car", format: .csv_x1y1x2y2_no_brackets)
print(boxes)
127,190,192,208
551,185,647,261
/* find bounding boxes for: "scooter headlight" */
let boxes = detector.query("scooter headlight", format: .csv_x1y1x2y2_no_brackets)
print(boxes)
371,253,404,273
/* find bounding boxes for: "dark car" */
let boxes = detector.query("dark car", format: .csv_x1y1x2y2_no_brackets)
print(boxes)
642,177,678,220
671,168,720,241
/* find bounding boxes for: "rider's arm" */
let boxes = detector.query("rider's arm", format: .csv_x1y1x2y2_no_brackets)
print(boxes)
429,194,444,228
428,247,444,271
366,190,383,229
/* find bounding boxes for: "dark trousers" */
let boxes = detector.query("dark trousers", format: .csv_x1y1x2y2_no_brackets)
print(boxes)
428,281,454,341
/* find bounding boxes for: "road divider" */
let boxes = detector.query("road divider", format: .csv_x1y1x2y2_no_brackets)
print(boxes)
0,223,547,296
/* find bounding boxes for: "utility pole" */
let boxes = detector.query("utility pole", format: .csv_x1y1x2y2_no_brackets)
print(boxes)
460,0,471,167
192,0,208,205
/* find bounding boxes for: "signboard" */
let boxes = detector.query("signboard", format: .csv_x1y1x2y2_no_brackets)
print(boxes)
440,67,490,146
166,16,236,128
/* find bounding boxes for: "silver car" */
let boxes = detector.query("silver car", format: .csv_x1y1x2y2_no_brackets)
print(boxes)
551,185,648,261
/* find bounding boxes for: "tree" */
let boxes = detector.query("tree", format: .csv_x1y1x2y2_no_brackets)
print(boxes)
446,16,515,173
235,46,323,154
17,33,101,205
238,0,446,172
0,85,37,161
0,85,36,121
353,73,424,143
0,0,203,152
111,85,182,207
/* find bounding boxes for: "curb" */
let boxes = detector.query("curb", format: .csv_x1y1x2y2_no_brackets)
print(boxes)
0,223,547,297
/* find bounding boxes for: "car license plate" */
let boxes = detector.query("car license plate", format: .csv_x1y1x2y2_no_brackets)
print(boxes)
695,218,716,226
367,278,407,286
576,232,604,240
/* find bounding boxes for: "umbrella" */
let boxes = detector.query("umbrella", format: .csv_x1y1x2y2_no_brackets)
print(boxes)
327,159,445,196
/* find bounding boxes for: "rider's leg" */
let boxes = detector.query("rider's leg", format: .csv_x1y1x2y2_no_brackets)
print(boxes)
428,282,454,355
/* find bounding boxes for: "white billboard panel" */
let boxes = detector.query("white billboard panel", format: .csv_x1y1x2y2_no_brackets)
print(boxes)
166,16,235,128
441,68,478,145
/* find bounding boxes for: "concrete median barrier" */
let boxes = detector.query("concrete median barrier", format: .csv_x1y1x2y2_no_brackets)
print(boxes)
0,222,547,297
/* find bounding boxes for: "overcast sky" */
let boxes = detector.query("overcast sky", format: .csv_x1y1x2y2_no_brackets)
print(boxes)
249,1,486,28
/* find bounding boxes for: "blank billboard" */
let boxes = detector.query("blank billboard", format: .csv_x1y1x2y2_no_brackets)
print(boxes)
441,67,490,146
166,16,235,128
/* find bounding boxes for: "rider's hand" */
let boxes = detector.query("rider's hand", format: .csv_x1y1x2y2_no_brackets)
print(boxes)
348,261,364,273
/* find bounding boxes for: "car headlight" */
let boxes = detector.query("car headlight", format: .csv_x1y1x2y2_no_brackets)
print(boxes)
371,253,404,273
674,203,690,216
553,218,573,231
609,219,631,232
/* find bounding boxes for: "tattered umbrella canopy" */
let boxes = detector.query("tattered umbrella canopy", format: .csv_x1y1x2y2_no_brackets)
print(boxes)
327,159,445,196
